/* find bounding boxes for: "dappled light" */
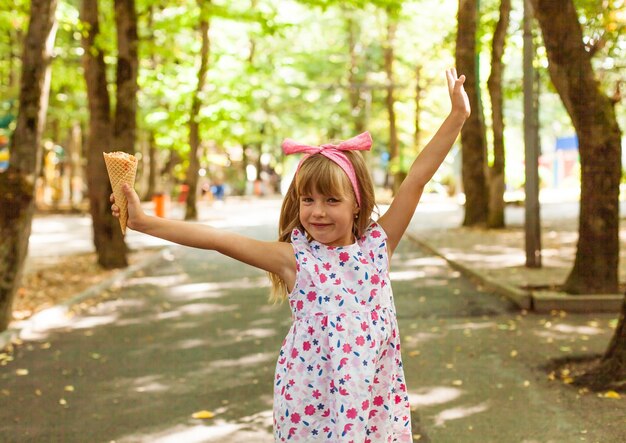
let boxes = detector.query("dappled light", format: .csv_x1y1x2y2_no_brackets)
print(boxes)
209,352,276,370
432,402,490,427
409,386,463,407
447,321,496,331
390,269,427,281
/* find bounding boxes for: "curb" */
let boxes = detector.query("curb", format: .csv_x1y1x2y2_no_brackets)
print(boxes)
405,233,624,313
0,248,168,351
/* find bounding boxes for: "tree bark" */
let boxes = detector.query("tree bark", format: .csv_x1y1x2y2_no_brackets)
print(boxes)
530,0,622,294
113,0,138,155
347,13,366,135
384,13,401,194
486,0,511,229
81,0,128,268
184,8,210,220
0,0,57,331
456,0,489,226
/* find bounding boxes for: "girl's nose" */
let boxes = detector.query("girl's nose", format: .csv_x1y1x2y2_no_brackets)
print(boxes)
312,202,326,217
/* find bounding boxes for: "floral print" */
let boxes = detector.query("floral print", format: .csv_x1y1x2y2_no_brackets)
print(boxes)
274,222,412,442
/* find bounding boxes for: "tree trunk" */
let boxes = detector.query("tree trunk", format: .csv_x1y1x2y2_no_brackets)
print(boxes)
347,13,366,135
456,0,489,226
486,0,511,229
185,10,210,220
113,0,138,156
144,131,157,200
81,0,128,268
530,0,622,294
0,0,57,332
384,13,400,194
414,65,422,152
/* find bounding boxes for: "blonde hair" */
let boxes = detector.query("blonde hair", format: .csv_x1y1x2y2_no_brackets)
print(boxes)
268,151,376,303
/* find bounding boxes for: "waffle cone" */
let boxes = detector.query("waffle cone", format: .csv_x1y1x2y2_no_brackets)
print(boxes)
103,151,138,235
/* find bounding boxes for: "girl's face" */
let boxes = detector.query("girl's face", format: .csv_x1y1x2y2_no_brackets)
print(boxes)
299,189,358,247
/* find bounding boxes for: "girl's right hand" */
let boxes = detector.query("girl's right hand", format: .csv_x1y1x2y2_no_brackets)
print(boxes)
110,184,145,231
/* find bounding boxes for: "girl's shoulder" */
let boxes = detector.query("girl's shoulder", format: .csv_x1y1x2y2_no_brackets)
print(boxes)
358,220,388,244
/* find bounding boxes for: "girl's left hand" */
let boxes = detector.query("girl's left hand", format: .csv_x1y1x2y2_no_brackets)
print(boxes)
446,68,471,120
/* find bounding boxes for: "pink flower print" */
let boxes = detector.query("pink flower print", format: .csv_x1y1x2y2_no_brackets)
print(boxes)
361,399,369,411
323,426,330,432
371,310,379,321
336,323,345,332
395,394,402,404
307,326,315,334
346,408,358,419
344,374,351,381
322,409,331,418
339,251,349,262
369,409,378,419
314,264,319,274
334,278,342,285
360,321,368,331
357,279,363,285
307,291,316,302
369,251,375,260
400,383,407,392
320,274,327,283
305,404,316,415
335,294,342,301
371,274,380,285
372,229,381,238
312,389,322,399
289,427,296,437
356,335,365,346
285,393,293,400
323,262,331,271
303,341,311,351
339,386,349,396
291,348,299,358
373,395,384,406
296,300,303,311
291,412,301,424
342,343,352,353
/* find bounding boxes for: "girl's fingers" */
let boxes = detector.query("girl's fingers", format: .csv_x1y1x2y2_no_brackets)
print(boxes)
110,193,115,203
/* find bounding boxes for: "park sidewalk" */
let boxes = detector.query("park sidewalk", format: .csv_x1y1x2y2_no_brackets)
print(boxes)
405,204,626,314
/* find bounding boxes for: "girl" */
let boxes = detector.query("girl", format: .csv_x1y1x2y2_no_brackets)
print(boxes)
111,68,470,442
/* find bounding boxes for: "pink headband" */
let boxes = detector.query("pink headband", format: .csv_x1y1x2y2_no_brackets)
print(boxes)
281,131,372,206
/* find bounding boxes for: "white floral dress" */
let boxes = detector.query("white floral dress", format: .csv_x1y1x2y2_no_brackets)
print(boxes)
273,222,412,442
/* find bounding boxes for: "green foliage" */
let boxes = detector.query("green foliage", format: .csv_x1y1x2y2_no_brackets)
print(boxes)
1,0,623,186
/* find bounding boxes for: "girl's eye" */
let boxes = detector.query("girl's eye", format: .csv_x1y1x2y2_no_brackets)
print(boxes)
301,197,313,203
327,197,340,203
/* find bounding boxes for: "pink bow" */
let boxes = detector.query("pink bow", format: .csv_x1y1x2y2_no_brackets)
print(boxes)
282,132,372,206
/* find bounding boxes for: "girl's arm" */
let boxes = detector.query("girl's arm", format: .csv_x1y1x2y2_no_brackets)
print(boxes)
112,185,296,286
378,68,470,256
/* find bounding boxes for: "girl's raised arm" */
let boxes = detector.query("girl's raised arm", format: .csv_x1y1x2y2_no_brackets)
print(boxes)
378,68,470,256
112,185,296,286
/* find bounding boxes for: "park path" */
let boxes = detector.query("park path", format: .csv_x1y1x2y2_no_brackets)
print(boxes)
2,198,624,442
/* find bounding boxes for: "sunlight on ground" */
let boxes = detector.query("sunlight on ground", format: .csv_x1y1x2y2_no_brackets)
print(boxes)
156,303,238,321
17,306,119,341
440,249,525,269
209,352,276,369
432,401,490,427
124,274,188,287
390,270,427,281
116,410,274,443
409,386,462,407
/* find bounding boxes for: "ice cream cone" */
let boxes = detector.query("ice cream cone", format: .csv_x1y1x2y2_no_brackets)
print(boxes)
103,151,138,235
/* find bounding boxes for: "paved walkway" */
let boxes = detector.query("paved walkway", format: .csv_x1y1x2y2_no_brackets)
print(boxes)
1,195,624,442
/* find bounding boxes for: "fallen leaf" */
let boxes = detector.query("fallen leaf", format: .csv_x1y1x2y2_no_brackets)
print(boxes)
452,380,463,386
192,410,215,419
599,391,621,399
16,369,29,376
64,385,75,392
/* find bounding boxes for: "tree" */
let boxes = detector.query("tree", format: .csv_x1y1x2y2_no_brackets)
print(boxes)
81,0,139,268
486,0,511,229
529,0,624,389
530,0,622,294
184,0,211,220
0,0,57,331
456,0,489,226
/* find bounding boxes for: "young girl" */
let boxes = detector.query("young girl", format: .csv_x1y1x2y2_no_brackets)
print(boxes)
111,68,470,442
